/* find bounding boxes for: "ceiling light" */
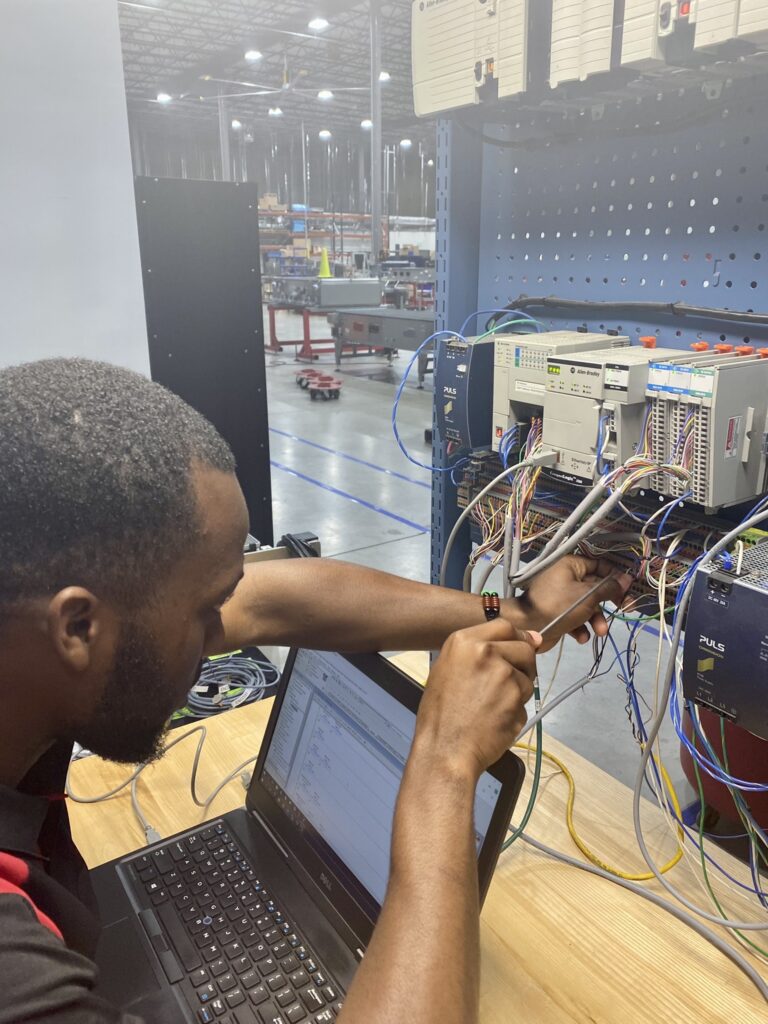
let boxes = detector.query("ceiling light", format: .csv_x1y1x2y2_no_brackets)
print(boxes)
318,129,332,140
231,119,243,129
360,118,373,130
317,89,334,101
268,106,283,117
156,92,172,104
378,70,391,83
308,17,329,31
244,49,263,61
399,138,412,150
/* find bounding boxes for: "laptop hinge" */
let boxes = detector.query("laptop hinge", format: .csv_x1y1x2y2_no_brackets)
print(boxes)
247,807,291,862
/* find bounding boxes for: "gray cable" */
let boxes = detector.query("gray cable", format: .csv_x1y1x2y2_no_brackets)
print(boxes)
197,755,259,816
510,463,692,587
530,476,610,565
66,726,207,804
439,456,551,588
632,507,768,931
520,834,768,1003
502,514,514,600
474,555,499,595
511,484,630,586
515,674,594,742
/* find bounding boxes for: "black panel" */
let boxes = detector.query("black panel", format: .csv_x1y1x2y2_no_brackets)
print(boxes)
135,176,273,544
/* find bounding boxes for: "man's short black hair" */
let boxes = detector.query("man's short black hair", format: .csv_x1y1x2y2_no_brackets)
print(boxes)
0,358,236,615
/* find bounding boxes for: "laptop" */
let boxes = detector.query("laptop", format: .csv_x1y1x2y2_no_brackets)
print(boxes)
90,649,525,1024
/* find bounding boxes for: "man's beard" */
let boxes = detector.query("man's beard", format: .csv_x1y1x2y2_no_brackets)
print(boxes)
77,621,185,765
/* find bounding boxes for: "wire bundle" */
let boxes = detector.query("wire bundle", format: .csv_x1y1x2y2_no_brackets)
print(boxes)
177,653,281,721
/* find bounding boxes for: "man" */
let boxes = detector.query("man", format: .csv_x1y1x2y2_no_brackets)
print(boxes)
0,358,626,1024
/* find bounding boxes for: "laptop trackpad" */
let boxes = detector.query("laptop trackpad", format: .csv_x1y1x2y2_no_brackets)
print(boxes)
94,917,162,1009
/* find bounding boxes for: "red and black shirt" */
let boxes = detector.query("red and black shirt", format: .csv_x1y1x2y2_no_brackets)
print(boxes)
0,741,139,1022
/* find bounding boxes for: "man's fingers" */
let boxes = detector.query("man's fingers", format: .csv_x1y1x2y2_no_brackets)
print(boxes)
579,571,631,610
491,640,539,678
570,625,590,645
460,617,524,642
589,609,609,637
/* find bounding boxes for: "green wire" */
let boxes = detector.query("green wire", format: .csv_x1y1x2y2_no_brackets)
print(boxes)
476,318,541,343
611,608,674,623
691,733,768,959
503,683,542,849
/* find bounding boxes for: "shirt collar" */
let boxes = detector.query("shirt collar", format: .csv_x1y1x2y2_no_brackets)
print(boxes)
0,740,72,860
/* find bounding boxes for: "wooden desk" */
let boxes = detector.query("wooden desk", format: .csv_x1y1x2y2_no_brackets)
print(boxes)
68,654,767,1023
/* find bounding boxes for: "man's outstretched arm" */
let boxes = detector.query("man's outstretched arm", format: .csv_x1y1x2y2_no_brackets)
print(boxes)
337,619,538,1024
211,553,629,656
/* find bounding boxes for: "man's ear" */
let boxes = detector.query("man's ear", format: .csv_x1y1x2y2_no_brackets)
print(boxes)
46,587,116,673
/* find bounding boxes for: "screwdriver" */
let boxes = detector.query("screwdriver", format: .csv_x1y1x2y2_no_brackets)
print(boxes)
538,575,615,639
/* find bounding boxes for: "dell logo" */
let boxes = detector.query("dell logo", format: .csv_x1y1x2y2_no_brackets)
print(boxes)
319,872,332,892
700,635,725,653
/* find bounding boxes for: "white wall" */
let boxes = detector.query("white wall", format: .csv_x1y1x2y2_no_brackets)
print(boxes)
0,0,149,373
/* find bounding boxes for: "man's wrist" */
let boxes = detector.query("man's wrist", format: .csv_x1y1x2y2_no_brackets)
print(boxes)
501,594,545,634
406,732,481,792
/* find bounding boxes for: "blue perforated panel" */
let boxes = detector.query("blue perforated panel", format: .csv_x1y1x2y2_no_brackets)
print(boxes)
432,72,768,586
477,74,768,346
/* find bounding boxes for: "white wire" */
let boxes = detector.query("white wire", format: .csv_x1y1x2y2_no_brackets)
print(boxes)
439,458,541,588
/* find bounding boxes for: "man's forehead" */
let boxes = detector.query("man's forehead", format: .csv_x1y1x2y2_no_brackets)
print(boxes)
179,465,249,585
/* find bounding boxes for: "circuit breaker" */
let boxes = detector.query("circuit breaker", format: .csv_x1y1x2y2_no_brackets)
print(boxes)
492,331,628,454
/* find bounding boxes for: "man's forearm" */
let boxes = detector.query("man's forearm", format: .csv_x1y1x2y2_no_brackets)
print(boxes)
337,743,481,1024
216,558,525,655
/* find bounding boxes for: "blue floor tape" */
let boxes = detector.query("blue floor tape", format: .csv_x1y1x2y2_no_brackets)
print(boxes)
270,460,430,534
269,427,431,490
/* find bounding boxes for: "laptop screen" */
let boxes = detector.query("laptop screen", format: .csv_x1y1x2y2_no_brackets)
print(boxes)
258,649,504,915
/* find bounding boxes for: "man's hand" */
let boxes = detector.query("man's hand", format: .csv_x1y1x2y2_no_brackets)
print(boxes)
413,619,541,780
510,555,632,651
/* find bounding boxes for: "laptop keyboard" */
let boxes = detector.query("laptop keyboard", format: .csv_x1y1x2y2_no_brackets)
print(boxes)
127,820,345,1024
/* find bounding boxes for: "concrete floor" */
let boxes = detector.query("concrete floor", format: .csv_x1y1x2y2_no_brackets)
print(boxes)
262,308,695,805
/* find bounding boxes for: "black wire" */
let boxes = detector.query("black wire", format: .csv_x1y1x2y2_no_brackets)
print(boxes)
486,295,768,332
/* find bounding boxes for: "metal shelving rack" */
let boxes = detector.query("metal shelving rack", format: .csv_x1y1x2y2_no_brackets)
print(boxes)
431,65,768,587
